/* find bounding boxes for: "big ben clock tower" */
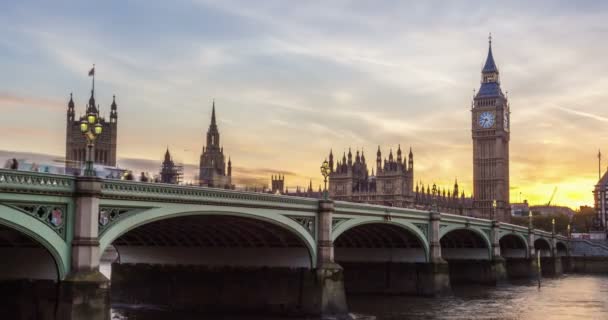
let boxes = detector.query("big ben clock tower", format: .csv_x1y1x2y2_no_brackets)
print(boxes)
472,36,510,221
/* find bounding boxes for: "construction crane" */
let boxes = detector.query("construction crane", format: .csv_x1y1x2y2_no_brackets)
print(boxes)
547,186,558,206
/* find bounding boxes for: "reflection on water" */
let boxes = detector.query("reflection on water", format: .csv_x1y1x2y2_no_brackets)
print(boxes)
112,275,608,320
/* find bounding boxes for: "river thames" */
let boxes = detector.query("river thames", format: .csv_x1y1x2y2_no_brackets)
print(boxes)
111,274,608,320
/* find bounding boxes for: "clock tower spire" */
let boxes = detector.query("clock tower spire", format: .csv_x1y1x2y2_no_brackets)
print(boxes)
471,35,510,221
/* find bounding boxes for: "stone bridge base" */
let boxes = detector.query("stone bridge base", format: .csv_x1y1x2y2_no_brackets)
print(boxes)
540,257,563,277
446,259,507,285
339,262,450,296
563,256,608,273
111,263,347,318
505,258,539,280
0,271,110,320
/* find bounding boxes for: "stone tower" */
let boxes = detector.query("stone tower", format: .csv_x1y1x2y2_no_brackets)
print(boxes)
160,148,181,184
472,36,510,221
65,79,118,174
199,101,233,189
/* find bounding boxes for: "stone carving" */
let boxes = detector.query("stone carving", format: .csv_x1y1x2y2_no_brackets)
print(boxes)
98,207,144,234
286,215,315,236
6,203,67,238
413,223,429,238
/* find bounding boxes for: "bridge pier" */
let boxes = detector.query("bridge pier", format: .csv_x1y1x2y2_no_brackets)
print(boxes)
505,258,539,280
424,211,451,295
57,176,110,320
315,200,348,318
540,257,563,277
490,221,507,284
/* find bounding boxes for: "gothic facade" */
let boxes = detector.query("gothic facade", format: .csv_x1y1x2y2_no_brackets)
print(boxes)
327,146,414,207
471,37,510,221
199,102,233,189
65,85,118,174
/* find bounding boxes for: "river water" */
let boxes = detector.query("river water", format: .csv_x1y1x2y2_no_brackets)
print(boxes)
111,274,608,320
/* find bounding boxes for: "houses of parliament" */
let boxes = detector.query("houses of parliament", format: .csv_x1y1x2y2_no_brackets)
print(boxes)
64,37,510,221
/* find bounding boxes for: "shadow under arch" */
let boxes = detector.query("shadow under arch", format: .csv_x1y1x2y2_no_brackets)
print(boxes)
534,237,552,257
556,241,568,257
332,217,429,262
499,233,529,258
440,227,492,260
99,208,317,268
0,205,67,280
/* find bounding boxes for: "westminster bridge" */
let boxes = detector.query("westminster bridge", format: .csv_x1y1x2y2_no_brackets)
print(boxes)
0,169,571,319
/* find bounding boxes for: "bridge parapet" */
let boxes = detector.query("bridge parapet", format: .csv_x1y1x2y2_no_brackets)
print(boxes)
101,179,318,210
0,169,75,195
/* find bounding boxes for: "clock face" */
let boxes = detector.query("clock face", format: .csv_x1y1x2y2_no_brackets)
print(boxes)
478,111,495,129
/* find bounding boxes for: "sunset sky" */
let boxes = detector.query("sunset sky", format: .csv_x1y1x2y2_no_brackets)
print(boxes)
1,0,607,209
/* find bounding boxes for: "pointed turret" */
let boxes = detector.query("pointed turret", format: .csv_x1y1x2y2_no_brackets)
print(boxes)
164,147,171,162
329,149,334,172
476,34,504,98
227,157,232,176
397,144,402,162
347,148,353,166
408,147,414,172
110,95,118,123
361,149,366,164
376,146,382,172
67,93,75,121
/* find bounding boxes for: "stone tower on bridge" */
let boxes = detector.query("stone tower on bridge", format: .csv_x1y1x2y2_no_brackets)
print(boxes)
65,78,118,173
472,36,510,221
199,101,233,189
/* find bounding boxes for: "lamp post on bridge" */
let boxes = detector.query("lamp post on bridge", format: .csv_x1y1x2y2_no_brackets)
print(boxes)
79,110,103,176
320,159,330,200
528,210,533,229
431,183,438,212
492,199,497,221
552,218,556,235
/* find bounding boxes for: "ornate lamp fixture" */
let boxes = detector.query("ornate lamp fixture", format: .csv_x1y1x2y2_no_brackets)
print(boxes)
80,110,103,176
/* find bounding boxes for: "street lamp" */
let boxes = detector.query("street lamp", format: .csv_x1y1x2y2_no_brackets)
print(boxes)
492,199,497,221
79,110,103,176
552,218,556,235
567,223,571,239
528,210,533,229
320,159,330,200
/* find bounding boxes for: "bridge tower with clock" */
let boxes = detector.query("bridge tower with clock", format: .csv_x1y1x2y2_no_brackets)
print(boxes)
471,35,510,221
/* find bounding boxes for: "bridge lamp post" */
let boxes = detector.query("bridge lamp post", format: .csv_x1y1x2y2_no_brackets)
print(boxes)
567,224,571,239
552,218,556,235
528,210,533,229
431,183,438,212
492,199,497,221
320,159,330,200
79,111,103,177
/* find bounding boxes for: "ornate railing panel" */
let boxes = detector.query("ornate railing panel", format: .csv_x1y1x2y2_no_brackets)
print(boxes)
0,169,75,195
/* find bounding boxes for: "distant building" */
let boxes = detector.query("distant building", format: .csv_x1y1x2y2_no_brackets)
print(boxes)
159,148,183,184
594,170,608,230
65,78,118,173
199,102,233,189
511,200,530,216
324,147,470,214
530,205,575,218
327,146,414,207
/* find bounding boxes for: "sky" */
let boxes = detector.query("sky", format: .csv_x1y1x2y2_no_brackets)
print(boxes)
1,0,608,209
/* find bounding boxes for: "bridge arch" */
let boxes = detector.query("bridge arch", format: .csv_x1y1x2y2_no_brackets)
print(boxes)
556,241,568,257
440,226,492,260
499,233,529,258
99,207,317,267
534,237,552,257
332,217,429,262
0,204,68,280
